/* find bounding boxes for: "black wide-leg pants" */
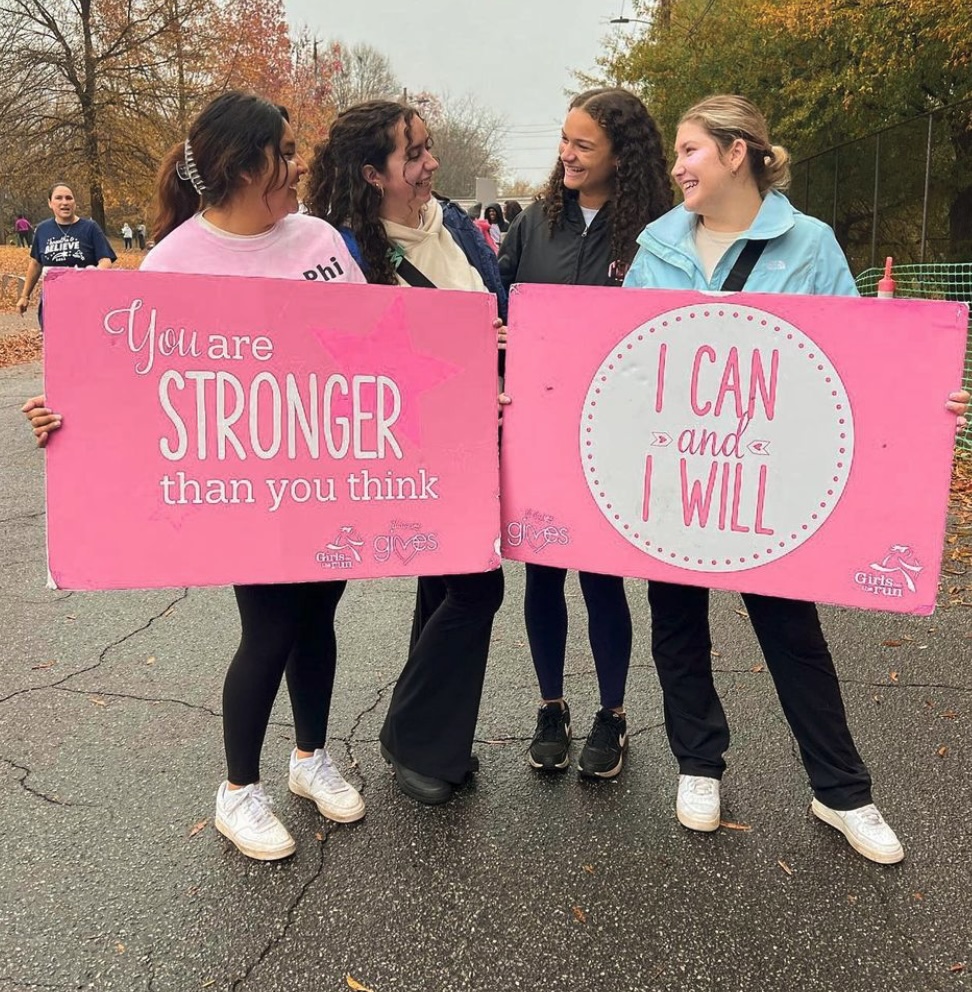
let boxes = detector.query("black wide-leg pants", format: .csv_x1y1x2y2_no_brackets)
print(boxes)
380,569,504,784
647,581,873,810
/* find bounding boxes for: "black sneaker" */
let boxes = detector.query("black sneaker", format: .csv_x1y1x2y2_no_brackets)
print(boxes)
527,702,571,771
578,709,628,778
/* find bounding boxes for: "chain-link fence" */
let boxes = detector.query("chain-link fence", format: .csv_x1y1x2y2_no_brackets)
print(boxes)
856,263,972,451
791,98,972,272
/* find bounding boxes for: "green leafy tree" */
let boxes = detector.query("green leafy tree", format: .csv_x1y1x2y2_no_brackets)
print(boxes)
595,0,972,260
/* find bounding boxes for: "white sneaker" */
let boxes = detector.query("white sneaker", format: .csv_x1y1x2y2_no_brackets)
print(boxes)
811,799,904,864
289,747,365,824
676,775,721,832
214,781,296,861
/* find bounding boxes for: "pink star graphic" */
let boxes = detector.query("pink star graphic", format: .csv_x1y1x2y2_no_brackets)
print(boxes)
310,295,461,448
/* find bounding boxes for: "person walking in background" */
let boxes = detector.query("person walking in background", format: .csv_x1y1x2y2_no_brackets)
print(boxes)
121,222,133,249
484,203,507,250
15,214,33,247
503,200,522,227
16,184,116,330
306,99,507,807
135,222,147,249
623,93,969,864
498,88,673,780
473,213,495,253
23,92,369,862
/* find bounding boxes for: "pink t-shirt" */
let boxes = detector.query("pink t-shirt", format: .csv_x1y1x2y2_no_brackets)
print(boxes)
140,212,367,284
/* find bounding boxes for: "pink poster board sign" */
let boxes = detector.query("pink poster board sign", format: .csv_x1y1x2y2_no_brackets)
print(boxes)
43,270,501,589
500,284,968,615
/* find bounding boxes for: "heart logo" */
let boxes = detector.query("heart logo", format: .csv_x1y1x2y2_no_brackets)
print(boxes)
393,536,421,564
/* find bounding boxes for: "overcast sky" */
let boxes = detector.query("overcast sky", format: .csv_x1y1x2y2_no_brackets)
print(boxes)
284,0,635,181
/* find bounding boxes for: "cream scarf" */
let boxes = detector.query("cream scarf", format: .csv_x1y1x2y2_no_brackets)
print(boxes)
382,198,486,294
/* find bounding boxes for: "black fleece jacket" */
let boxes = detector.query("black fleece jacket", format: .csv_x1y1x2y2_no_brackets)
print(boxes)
497,191,618,290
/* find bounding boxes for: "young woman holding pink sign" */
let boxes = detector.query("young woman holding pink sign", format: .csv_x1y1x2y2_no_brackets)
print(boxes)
305,100,507,807
623,94,969,864
498,88,673,779
24,92,369,862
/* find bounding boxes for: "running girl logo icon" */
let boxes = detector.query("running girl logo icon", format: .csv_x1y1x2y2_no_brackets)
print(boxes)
853,544,924,598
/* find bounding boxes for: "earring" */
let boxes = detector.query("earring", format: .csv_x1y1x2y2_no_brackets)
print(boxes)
373,183,384,199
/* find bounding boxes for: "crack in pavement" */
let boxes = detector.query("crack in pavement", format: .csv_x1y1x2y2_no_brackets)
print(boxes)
0,979,82,991
0,510,45,525
331,676,398,796
229,829,331,991
0,589,189,706
50,685,222,719
226,677,400,989
1,755,93,808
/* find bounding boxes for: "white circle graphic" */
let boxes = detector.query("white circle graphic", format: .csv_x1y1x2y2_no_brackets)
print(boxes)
581,303,854,572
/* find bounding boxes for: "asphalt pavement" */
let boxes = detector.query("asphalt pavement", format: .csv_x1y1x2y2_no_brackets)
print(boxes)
1,359,970,992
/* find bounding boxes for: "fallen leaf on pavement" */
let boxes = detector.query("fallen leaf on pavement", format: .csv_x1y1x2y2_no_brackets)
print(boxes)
750,664,764,673
941,710,958,719
882,640,903,648
949,963,965,974
720,820,753,831
145,656,156,666
347,974,376,991
734,609,749,619
889,671,899,684
582,864,595,874
846,894,858,905
777,860,793,875
572,905,587,924
88,696,107,706
315,832,323,842
115,943,125,954
31,661,55,670
912,892,924,901
710,650,722,658
937,746,949,758
187,819,208,839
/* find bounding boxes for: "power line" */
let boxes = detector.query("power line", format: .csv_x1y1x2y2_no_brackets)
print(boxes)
686,0,718,34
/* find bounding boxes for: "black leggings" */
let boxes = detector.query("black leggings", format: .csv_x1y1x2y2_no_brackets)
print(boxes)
223,580,346,786
380,569,504,783
524,563,632,710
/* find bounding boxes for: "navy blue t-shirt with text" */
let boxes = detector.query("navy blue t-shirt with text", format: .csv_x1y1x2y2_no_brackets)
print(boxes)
30,217,117,269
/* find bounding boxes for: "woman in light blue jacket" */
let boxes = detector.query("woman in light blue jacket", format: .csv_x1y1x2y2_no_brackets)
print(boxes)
623,94,969,865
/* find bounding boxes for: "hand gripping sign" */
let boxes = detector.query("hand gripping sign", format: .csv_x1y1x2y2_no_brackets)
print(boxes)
500,284,967,615
42,270,501,589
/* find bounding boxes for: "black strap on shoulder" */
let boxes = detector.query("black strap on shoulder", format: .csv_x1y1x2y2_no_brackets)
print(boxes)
395,256,437,289
720,239,768,292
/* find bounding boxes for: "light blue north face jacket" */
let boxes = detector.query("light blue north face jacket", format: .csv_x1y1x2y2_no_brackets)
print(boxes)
623,189,859,298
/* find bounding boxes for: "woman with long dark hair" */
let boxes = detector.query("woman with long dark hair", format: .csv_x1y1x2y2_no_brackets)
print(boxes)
24,92,368,862
306,100,507,806
498,87,673,780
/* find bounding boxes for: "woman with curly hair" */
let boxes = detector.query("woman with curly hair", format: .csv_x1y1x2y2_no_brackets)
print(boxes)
305,100,507,807
498,87,673,780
